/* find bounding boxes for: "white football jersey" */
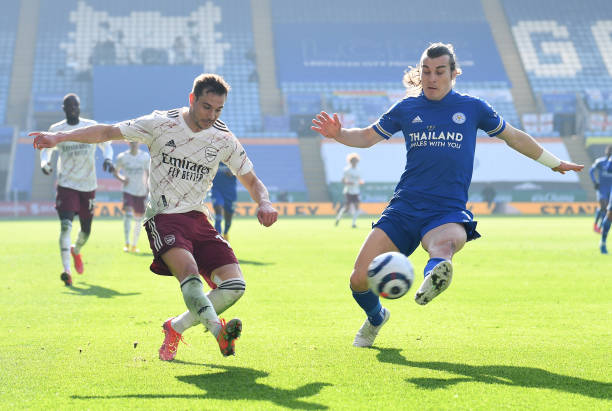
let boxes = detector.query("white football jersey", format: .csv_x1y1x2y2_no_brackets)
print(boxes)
117,107,253,220
41,118,113,192
116,149,150,196
343,166,362,195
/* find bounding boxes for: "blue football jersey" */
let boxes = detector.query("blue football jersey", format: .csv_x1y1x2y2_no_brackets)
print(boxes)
373,90,505,209
589,156,612,196
212,162,237,197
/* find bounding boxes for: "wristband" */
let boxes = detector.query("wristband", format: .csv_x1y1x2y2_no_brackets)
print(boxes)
536,149,561,168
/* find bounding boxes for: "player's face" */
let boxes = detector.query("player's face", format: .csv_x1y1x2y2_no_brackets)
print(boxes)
189,91,226,131
63,97,80,121
420,55,456,101
129,142,139,153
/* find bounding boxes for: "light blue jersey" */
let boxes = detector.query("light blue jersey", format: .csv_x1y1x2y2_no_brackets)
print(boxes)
371,89,505,255
589,156,612,200
374,89,505,209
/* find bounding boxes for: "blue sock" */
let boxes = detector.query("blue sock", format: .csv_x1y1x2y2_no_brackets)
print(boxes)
215,215,222,233
351,288,385,326
595,208,603,226
424,257,446,277
602,217,611,242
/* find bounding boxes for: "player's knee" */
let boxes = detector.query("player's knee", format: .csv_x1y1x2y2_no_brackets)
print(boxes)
350,268,368,291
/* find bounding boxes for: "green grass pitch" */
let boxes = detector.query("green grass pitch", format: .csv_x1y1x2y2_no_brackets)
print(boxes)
0,216,610,410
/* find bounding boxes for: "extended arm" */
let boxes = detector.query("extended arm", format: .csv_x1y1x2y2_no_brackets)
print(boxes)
236,170,278,227
311,111,383,148
496,124,584,174
32,124,124,149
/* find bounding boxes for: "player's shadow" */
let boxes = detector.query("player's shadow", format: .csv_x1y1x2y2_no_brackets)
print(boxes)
71,363,331,409
238,259,274,266
373,347,611,400
64,282,140,299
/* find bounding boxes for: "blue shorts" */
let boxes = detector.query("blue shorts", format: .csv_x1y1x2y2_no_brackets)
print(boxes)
373,199,480,256
211,187,236,213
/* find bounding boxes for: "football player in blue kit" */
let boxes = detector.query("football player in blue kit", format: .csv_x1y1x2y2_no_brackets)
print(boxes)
212,162,238,241
312,43,584,347
589,145,612,253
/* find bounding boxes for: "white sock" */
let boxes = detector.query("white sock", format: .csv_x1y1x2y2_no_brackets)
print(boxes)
123,212,133,245
171,310,199,334
132,216,143,247
171,278,246,334
73,231,89,255
60,219,72,273
180,275,222,337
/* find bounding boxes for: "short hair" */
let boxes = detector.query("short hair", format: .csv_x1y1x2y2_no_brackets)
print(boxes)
192,73,231,99
606,145,612,156
62,93,80,106
347,153,360,163
402,42,462,96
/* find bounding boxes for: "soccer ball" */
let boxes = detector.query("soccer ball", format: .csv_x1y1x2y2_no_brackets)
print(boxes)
367,251,414,299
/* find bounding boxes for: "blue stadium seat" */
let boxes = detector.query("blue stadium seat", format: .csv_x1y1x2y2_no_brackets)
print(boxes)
0,1,19,123
33,0,261,135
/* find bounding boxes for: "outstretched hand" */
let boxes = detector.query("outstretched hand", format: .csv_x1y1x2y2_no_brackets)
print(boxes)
31,132,59,149
552,161,584,174
311,111,342,139
257,200,278,227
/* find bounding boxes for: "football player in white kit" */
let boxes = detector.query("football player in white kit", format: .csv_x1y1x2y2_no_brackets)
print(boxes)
113,141,150,253
39,93,114,286
32,74,278,359
335,153,364,228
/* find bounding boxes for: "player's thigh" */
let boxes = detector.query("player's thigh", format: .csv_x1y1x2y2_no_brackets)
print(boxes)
350,227,399,290
161,247,199,282
211,263,243,283
421,223,467,256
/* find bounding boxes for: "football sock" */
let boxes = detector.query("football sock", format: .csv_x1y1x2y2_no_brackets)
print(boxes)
207,278,246,314
180,275,222,337
602,217,611,242
132,216,143,246
123,211,133,245
73,231,89,255
352,288,385,326
215,214,222,233
60,219,72,273
171,310,199,334
595,208,603,226
424,257,446,277
336,206,345,223
224,212,233,235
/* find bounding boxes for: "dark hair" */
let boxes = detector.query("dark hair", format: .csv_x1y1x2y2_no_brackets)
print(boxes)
192,73,231,99
606,145,612,157
62,93,80,106
402,42,461,96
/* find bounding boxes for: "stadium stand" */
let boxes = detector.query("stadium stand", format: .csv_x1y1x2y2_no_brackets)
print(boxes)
9,133,35,200
32,0,261,135
502,0,612,94
0,1,20,124
270,0,520,132
240,141,308,201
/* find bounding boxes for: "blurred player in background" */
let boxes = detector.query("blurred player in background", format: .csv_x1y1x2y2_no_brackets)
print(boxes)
211,162,237,241
39,93,114,286
589,145,612,238
113,141,150,253
335,152,363,228
312,43,583,348
32,74,278,359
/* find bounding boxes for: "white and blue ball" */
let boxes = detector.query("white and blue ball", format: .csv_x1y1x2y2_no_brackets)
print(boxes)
367,251,414,299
